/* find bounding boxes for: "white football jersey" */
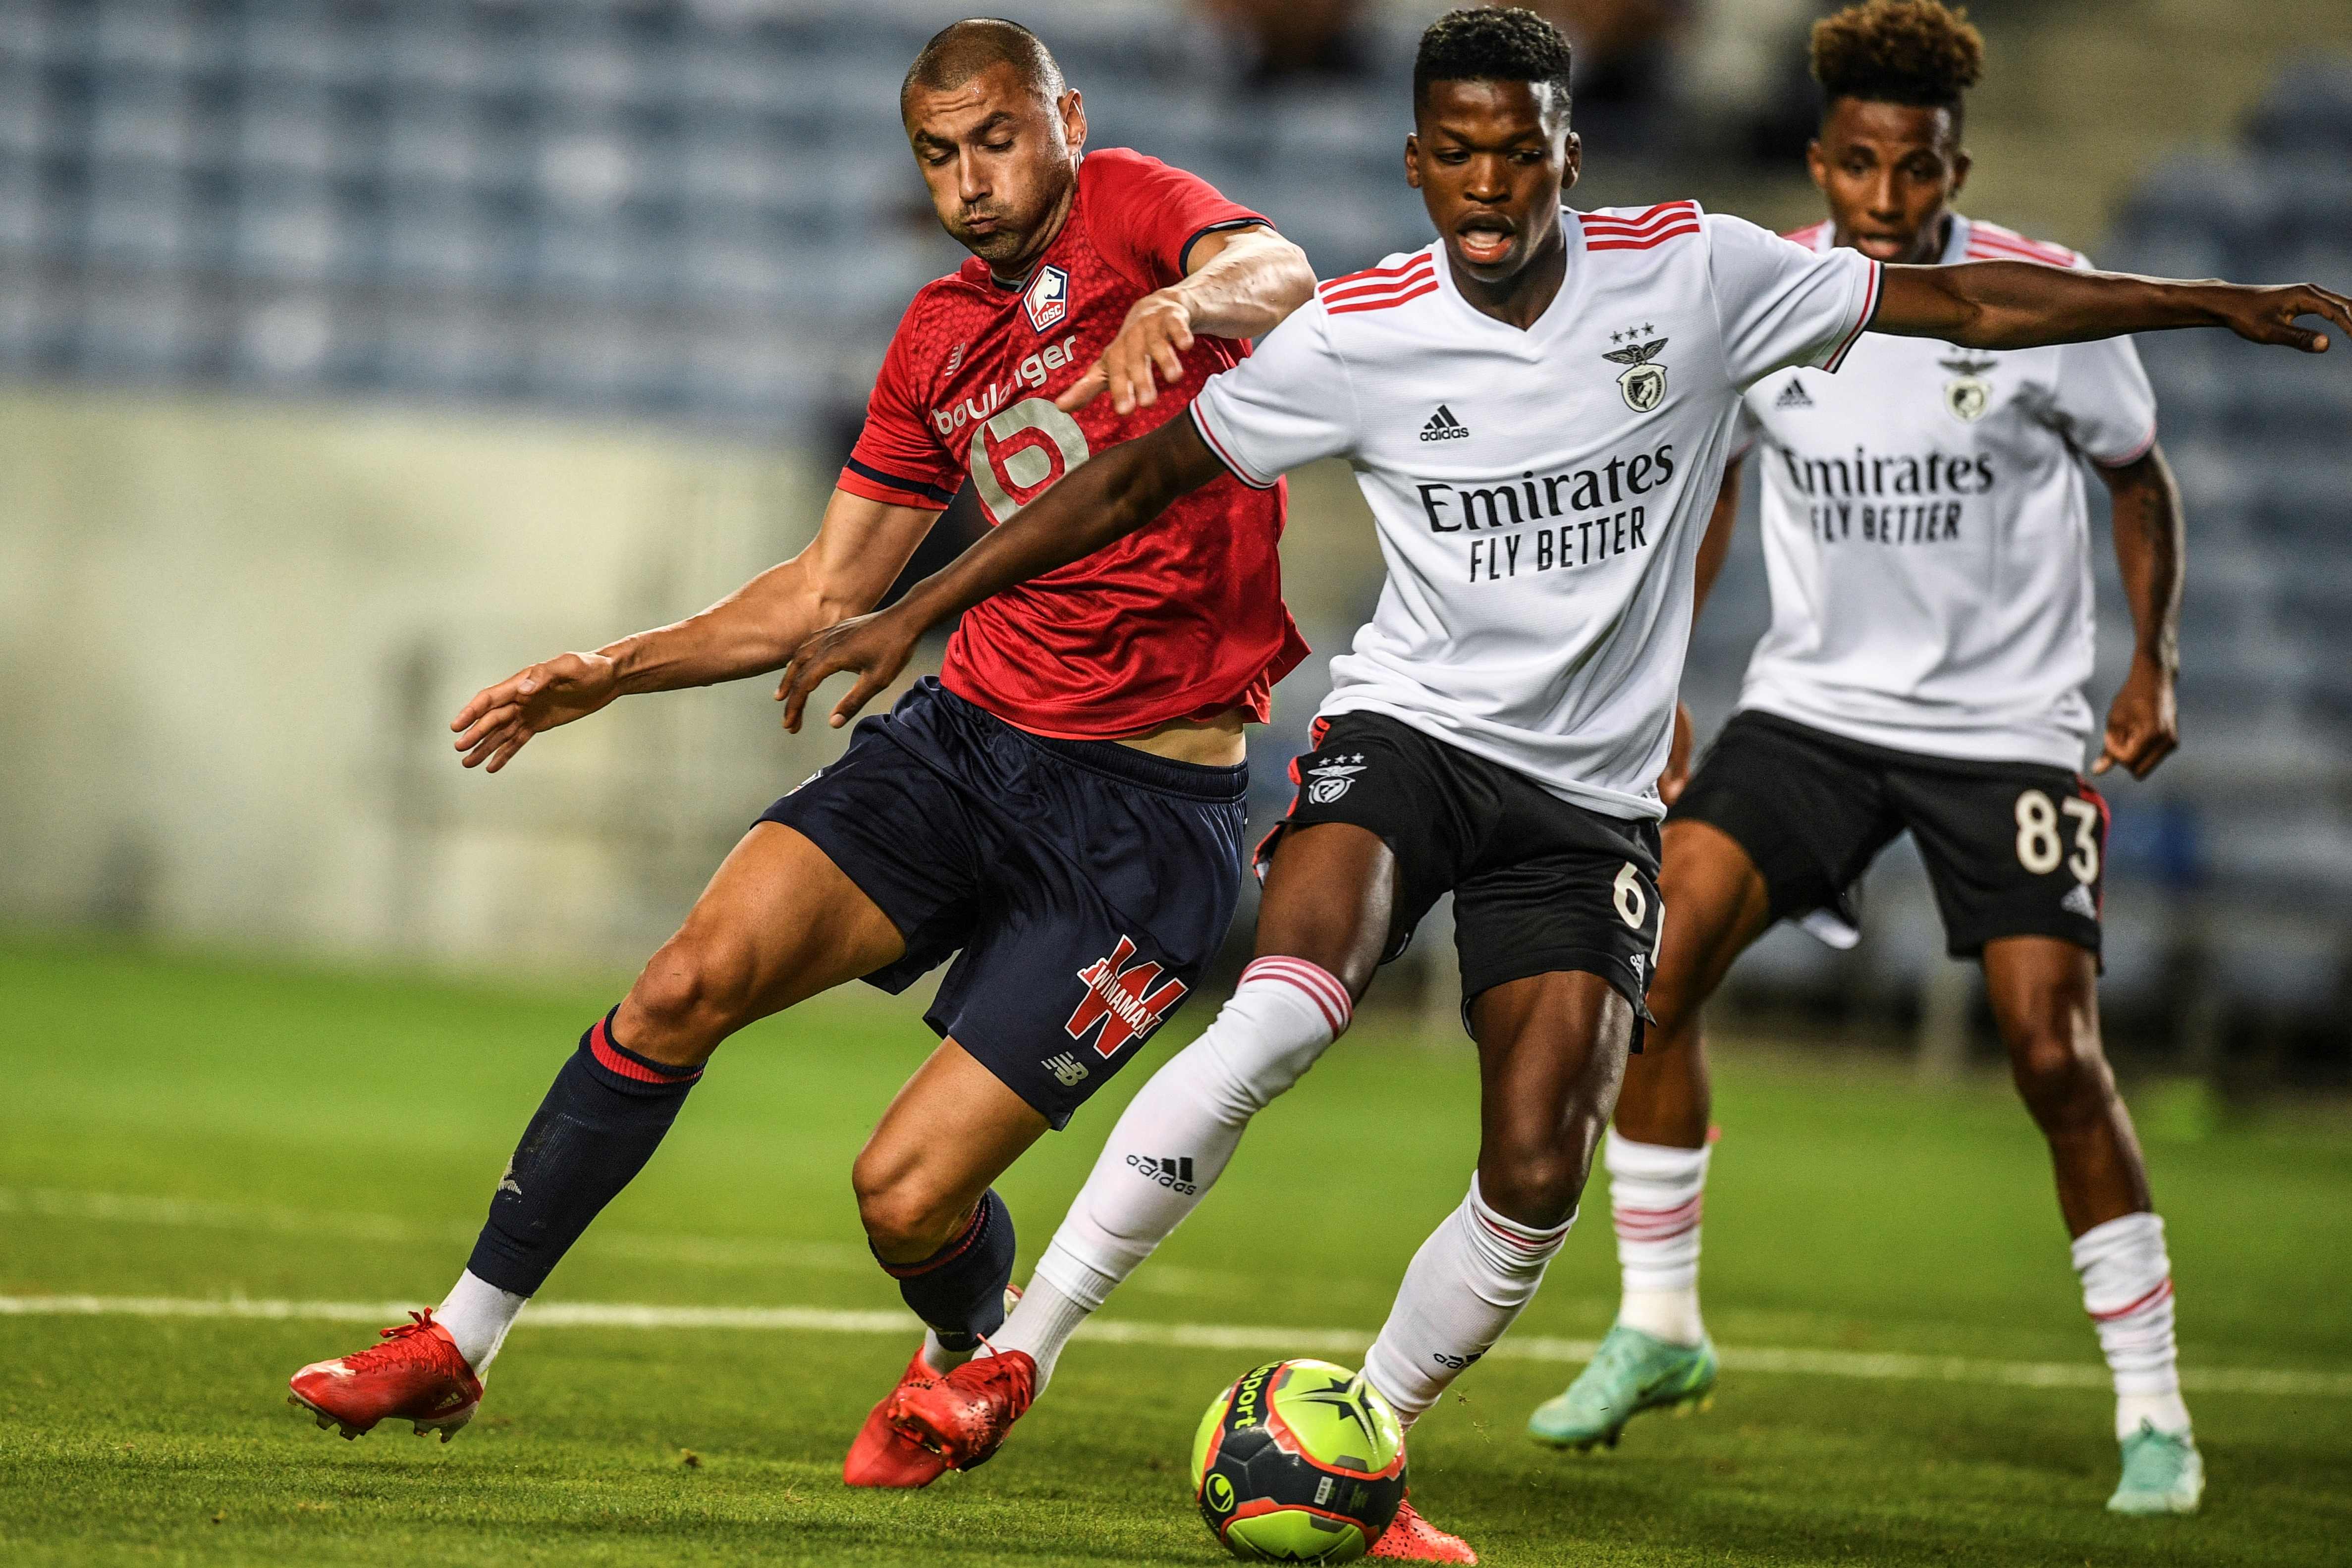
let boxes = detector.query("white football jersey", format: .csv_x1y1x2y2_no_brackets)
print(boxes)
1734,216,2159,770
1191,202,1879,819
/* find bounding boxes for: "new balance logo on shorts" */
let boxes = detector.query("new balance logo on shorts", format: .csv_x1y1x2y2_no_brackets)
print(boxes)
1774,379,1815,410
1041,1052,1090,1088
1127,1154,1198,1193
1066,936,1188,1057
1419,405,1470,442
2062,883,2098,920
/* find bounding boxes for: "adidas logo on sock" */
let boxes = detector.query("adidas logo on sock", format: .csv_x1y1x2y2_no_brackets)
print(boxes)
1774,380,1814,409
2062,883,2098,920
1126,1153,1198,1191
1419,405,1470,441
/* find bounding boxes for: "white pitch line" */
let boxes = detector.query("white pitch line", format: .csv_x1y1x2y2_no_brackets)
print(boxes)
0,1187,1226,1298
4,1293,2348,1401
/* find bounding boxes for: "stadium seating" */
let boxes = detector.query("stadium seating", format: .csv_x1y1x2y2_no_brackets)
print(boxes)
3,1,2346,1047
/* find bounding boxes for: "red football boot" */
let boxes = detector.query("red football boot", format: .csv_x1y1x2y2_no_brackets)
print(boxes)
843,1345,953,1488
1368,1497,1479,1563
884,1349,1037,1470
286,1309,483,1442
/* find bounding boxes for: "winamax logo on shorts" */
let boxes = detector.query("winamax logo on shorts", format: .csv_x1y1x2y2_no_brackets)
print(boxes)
1065,936,1188,1056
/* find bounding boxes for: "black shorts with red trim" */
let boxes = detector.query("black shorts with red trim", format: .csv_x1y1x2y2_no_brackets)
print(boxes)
1669,711,2106,959
1256,710,1664,1038
758,678,1246,1129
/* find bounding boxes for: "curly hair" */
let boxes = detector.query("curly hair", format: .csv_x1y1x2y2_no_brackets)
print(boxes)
1414,7,1574,117
1810,0,1984,114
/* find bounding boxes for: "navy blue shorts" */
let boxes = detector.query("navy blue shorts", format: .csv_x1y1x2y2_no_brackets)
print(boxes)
759,678,1247,1129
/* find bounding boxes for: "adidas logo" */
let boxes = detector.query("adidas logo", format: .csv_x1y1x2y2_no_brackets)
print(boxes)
2061,883,2098,920
1127,1153,1198,1192
1774,380,1814,409
1419,405,1470,442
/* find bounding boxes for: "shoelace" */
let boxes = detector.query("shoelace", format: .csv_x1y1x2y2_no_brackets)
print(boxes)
350,1309,448,1367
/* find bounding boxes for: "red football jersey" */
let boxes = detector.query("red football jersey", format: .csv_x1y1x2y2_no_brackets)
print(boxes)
838,148,1308,740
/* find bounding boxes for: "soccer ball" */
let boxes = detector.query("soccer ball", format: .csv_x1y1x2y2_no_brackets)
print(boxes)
1191,1358,1407,1563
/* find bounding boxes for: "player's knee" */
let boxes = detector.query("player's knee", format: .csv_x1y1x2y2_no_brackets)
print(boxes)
624,940,755,1062
850,1149,963,1259
1479,1139,1586,1230
2008,1027,2110,1128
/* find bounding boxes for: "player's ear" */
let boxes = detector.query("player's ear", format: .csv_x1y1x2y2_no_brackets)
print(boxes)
1058,89,1087,158
1561,131,1583,193
1805,137,1829,192
1404,132,1423,190
1949,147,1971,198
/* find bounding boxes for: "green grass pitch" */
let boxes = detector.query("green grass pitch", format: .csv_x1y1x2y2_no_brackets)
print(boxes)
3,935,2349,1566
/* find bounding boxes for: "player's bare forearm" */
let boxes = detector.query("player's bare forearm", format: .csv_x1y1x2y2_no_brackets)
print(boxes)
2093,444,2185,778
778,418,1226,730
2104,445,2184,676
1874,263,2352,354
907,419,1221,630
450,491,935,771
1174,226,1316,342
603,493,937,694
1060,227,1314,415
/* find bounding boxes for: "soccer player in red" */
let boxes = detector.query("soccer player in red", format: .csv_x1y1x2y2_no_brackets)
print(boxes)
283,20,1314,1491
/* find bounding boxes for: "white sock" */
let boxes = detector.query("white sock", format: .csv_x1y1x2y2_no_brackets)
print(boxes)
1021,957,1350,1379
990,1252,1114,1391
436,1269,527,1375
2072,1211,2192,1440
1361,1175,1575,1429
1606,1131,1710,1346
923,1330,979,1373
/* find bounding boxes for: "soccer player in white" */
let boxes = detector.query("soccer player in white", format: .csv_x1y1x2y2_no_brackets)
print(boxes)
1528,1,2208,1515
784,8,2349,1558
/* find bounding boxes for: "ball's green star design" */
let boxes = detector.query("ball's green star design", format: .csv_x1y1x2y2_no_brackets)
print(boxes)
1291,1374,1378,1441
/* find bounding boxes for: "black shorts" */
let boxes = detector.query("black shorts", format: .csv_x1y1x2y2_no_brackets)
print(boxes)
1256,711,1664,1034
1670,711,2107,959
759,678,1247,1129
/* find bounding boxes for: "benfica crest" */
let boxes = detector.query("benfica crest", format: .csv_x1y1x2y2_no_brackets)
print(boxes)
1603,330,1670,413
1939,351,1997,423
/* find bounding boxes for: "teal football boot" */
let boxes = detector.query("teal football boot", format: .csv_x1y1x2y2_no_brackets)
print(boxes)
1527,1322,1717,1450
2106,1422,2204,1514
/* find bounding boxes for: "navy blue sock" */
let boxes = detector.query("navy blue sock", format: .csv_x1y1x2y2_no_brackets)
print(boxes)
877,1188,1017,1352
465,1008,702,1297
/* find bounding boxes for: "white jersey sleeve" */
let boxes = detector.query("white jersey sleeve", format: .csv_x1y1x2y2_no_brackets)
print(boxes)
1188,301,1360,489
1705,214,1882,388
2046,266,2159,465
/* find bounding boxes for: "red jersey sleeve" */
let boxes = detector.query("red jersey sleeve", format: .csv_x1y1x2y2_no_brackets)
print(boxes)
839,293,964,512
1080,148,1270,293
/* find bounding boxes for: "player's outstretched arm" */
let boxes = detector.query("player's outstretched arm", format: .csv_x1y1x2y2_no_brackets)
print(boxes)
1873,263,2352,354
1055,225,1315,416
450,492,938,772
2094,444,2186,779
778,416,1229,732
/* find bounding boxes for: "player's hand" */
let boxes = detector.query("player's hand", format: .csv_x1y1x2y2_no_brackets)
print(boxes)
776,606,922,733
1056,289,1194,415
2093,656,2179,779
1658,700,1696,805
2206,281,2352,352
450,651,622,772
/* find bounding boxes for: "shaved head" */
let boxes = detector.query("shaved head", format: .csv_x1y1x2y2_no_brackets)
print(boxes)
902,18,1067,119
